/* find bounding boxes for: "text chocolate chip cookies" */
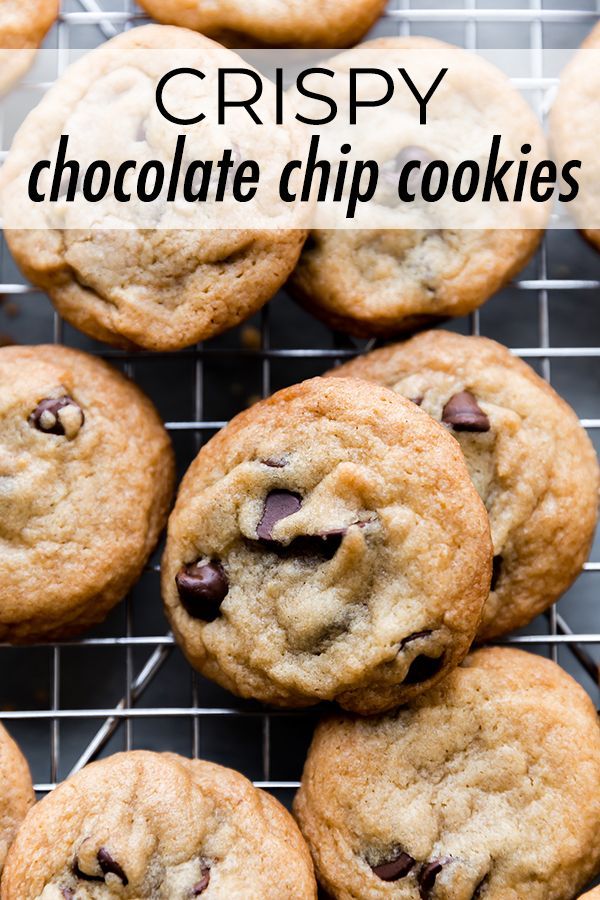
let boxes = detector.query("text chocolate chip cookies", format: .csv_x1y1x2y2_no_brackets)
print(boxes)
289,36,546,337
330,329,600,640
0,724,34,875
135,0,387,49
0,25,307,350
0,751,317,899
294,647,600,900
551,22,600,252
0,0,58,95
162,376,492,713
0,345,175,641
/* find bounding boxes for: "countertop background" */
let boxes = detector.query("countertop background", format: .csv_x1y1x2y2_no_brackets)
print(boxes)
0,4,599,890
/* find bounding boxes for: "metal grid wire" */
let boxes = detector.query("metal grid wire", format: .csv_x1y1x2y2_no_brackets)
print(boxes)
0,0,599,808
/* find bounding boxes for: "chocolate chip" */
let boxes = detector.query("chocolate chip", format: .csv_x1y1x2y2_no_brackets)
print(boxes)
262,456,288,468
176,561,229,622
73,856,103,882
29,396,84,437
403,653,444,685
192,867,211,895
418,860,445,899
399,631,432,650
410,396,424,407
383,146,433,195
491,555,502,591
419,858,455,899
442,391,490,433
472,874,489,899
61,890,75,900
256,490,302,541
97,848,128,885
371,851,415,881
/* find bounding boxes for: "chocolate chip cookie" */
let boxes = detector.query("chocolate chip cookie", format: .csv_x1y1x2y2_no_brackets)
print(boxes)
0,344,175,641
330,330,600,640
289,36,546,337
551,22,600,251
0,0,58,94
294,647,600,900
162,376,492,713
1,750,317,899
581,889,600,898
136,0,386,48
0,25,307,350
0,724,34,874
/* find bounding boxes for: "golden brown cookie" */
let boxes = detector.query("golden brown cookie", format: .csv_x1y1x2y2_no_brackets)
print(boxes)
162,376,492,713
0,25,307,350
0,0,58,95
289,36,546,338
1,751,317,899
0,724,34,875
136,0,387,48
0,345,175,641
330,330,600,640
581,889,600,899
551,22,600,251
294,647,600,900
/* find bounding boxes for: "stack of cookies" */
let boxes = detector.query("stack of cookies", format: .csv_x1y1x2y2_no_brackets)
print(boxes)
1,3,600,899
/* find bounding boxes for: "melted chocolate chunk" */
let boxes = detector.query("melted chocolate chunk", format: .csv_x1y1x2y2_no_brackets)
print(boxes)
282,532,344,560
472,874,489,899
491,555,503,591
262,456,288,468
73,857,103,882
97,848,128,885
192,867,211,895
403,653,445,685
410,395,424,407
418,860,444,899
399,630,432,650
176,561,229,622
442,392,490,433
371,851,415,881
29,396,84,437
257,490,302,541
384,146,433,194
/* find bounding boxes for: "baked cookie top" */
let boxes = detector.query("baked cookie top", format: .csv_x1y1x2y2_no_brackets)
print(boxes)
0,0,57,49
1,751,317,899
0,0,58,94
330,330,600,639
294,647,600,900
289,36,546,337
162,376,492,713
0,345,174,641
136,0,387,48
0,25,307,350
551,22,600,251
0,724,34,875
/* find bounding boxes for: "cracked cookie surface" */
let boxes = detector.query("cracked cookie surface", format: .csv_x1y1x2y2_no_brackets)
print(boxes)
0,25,307,350
0,0,58,95
330,330,599,640
551,22,600,252
1,750,317,899
162,376,492,713
0,724,34,875
136,0,387,48
289,36,546,337
294,647,600,900
0,345,175,641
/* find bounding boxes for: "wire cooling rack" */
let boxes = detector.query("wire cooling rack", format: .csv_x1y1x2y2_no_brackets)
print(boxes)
0,0,599,821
